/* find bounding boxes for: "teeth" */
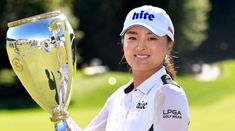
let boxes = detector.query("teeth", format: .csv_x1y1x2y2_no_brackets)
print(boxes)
136,54,149,59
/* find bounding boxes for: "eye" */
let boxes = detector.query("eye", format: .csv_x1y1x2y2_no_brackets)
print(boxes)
128,36,137,40
148,37,158,41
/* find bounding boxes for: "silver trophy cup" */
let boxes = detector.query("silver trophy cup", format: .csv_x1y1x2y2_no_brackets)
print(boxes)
6,11,80,131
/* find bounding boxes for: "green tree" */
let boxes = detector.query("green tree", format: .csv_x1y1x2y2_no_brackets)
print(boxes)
167,0,211,54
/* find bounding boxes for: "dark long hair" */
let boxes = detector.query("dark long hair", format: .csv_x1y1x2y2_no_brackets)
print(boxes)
164,36,176,80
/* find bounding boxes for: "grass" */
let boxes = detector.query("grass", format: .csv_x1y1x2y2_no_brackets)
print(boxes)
0,107,99,130
178,60,235,107
189,95,235,131
0,59,235,130
71,71,131,108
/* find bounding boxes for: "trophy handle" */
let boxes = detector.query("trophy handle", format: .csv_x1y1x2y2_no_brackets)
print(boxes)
48,16,79,131
59,18,74,109
48,17,74,109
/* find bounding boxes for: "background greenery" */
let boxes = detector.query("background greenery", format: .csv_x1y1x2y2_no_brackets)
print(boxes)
1,0,235,131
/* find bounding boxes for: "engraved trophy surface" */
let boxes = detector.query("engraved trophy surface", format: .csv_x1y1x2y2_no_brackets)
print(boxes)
6,11,80,131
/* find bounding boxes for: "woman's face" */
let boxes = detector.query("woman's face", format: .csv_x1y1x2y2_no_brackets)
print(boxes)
123,26,172,73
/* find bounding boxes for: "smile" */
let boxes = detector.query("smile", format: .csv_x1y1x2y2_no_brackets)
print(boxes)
134,54,150,59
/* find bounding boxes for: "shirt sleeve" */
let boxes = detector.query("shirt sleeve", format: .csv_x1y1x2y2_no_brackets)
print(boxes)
154,84,190,131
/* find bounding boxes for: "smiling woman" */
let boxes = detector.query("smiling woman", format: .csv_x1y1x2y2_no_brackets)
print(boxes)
75,5,190,131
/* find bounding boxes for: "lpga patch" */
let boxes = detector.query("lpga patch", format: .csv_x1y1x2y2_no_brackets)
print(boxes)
163,109,182,119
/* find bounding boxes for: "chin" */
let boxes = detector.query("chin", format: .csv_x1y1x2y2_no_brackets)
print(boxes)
131,65,161,73
132,66,152,72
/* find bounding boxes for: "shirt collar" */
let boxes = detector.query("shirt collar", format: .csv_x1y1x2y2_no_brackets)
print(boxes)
136,66,167,94
124,82,134,94
123,66,167,94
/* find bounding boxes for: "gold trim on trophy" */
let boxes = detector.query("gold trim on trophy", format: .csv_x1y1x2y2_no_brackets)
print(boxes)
8,11,61,28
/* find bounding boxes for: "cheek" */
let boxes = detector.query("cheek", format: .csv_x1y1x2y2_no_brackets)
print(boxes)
150,44,168,58
123,41,135,49
123,42,133,55
123,46,130,60
123,43,134,63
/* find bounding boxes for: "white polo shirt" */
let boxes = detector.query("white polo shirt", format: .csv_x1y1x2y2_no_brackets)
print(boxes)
83,66,190,131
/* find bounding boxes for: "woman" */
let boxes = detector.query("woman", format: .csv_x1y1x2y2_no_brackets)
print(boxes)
79,5,190,131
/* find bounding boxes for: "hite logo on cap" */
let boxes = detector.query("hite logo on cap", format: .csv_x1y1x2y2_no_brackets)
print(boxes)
132,11,155,21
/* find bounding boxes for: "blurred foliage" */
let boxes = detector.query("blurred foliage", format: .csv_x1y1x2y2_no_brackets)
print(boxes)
167,0,211,54
74,0,123,69
0,69,15,85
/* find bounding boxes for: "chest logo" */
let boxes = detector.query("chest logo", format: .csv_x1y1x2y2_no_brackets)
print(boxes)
136,101,148,109
163,109,182,119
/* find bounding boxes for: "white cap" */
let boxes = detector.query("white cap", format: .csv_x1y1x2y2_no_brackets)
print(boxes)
120,5,174,41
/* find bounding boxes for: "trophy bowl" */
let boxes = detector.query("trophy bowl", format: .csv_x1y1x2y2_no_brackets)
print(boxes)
6,11,80,130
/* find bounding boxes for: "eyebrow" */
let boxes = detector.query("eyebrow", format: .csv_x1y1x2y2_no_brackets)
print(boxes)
125,31,137,35
125,31,154,35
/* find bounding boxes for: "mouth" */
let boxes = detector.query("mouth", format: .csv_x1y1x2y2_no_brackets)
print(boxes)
134,54,150,59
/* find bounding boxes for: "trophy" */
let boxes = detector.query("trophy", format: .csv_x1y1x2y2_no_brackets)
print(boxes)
6,11,80,131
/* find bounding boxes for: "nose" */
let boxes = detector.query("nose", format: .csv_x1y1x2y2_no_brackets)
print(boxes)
136,40,146,51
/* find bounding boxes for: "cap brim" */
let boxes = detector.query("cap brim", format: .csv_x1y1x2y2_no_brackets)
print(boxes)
120,23,166,37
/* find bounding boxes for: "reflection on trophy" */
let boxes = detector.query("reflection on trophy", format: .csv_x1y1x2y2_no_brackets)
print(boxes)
6,11,80,131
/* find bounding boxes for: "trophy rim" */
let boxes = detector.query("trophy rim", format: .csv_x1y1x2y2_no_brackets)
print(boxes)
8,10,61,28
